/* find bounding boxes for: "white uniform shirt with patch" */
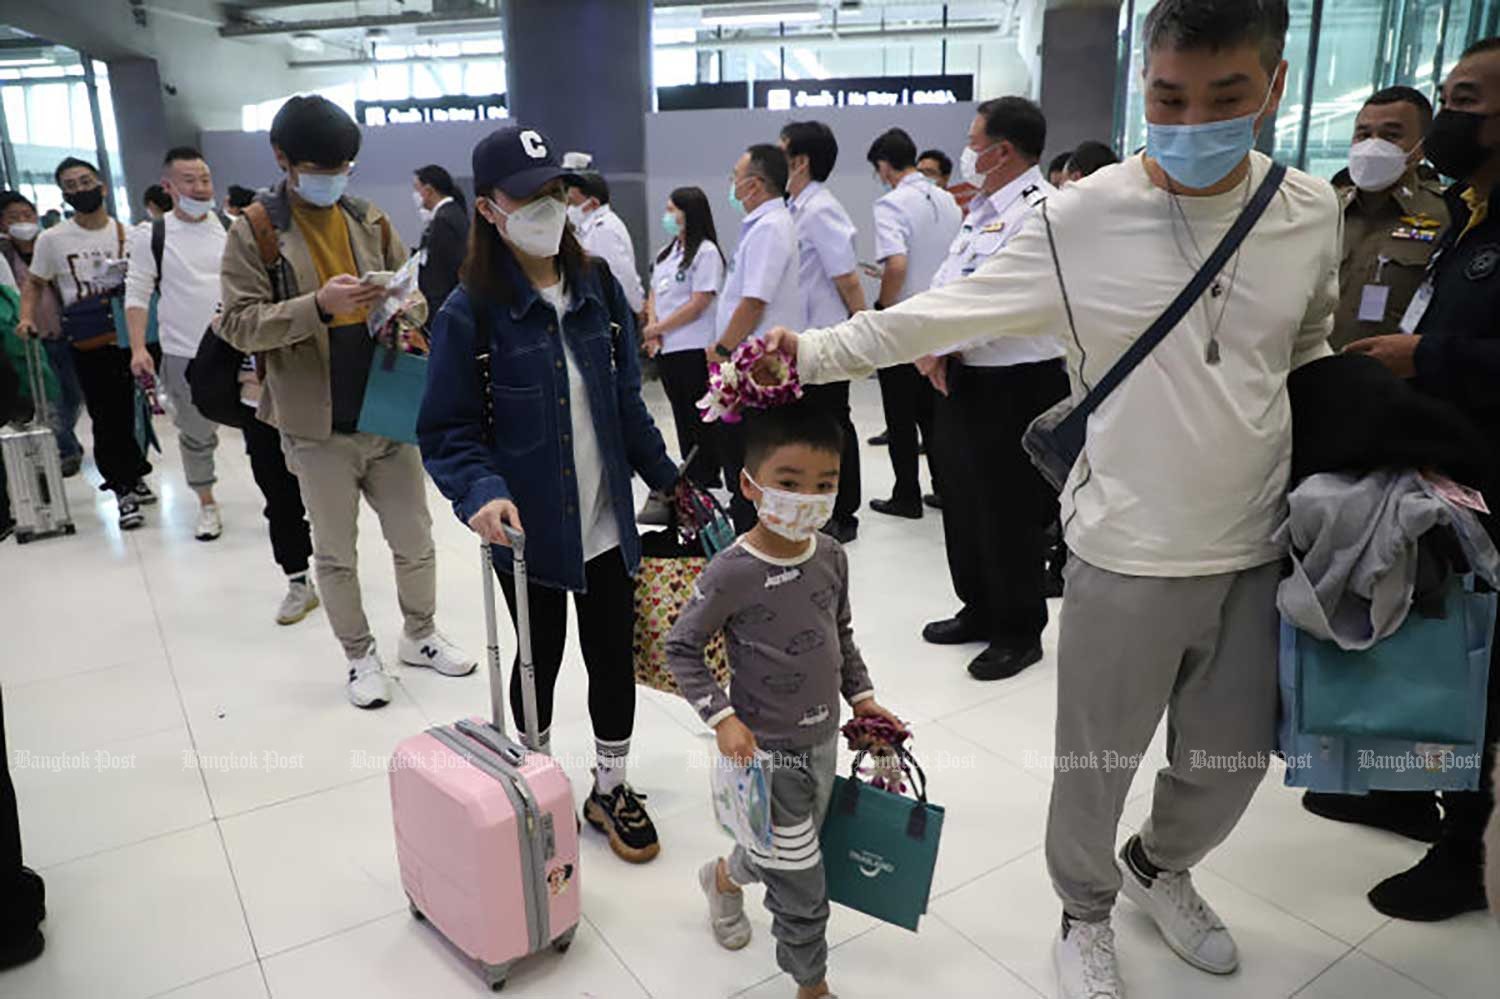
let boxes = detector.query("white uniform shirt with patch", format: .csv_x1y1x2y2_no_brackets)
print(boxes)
650,239,724,353
716,199,802,342
788,181,860,329
576,205,646,313
931,166,1065,367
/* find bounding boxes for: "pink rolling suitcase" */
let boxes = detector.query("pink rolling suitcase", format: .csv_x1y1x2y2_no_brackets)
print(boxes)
390,528,581,990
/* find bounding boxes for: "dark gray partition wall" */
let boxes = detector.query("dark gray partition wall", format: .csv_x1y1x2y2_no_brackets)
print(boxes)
503,0,652,278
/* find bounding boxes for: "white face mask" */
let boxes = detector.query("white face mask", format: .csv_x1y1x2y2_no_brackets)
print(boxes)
492,194,568,258
412,189,433,222
1348,137,1413,193
745,473,836,542
960,143,994,187
176,194,214,219
566,202,588,229
6,222,39,242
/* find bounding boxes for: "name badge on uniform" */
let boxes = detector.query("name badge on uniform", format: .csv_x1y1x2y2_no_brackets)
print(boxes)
1400,280,1434,334
1358,284,1390,322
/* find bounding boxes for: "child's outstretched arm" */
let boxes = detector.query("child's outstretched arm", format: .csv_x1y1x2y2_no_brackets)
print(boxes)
665,561,738,729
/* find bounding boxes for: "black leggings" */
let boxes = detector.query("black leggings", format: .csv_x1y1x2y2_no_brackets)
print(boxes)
496,549,636,743
242,416,313,576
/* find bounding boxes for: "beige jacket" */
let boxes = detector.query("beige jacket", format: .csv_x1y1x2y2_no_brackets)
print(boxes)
218,182,425,440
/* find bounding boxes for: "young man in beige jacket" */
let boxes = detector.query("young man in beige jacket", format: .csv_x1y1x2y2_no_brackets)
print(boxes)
220,95,474,708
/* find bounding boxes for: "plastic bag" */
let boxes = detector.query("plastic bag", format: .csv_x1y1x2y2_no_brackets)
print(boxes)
365,253,423,343
711,751,774,856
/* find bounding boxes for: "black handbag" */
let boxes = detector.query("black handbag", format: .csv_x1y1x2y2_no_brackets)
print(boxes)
187,330,250,429
1022,162,1287,492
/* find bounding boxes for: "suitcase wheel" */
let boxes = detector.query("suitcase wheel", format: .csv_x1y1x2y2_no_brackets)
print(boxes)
552,926,577,953
481,961,512,992
406,896,425,922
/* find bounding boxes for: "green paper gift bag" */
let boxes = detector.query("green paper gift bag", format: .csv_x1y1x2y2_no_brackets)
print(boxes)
819,747,944,932
357,343,428,445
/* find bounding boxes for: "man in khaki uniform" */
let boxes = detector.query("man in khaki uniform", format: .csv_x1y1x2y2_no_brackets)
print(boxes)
220,95,475,708
1331,86,1449,351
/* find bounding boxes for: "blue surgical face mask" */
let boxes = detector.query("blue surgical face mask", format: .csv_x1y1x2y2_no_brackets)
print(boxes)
728,177,746,216
294,170,349,207
661,210,681,238
1145,82,1276,190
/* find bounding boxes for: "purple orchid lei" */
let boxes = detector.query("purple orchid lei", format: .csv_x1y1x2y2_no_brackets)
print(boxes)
696,338,803,424
841,716,913,795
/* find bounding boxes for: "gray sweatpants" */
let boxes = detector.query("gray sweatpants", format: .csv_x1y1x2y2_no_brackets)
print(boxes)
281,431,437,660
727,738,838,988
160,352,218,490
1045,557,1280,923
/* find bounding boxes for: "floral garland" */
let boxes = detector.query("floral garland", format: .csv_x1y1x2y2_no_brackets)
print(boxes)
696,338,803,424
841,716,913,795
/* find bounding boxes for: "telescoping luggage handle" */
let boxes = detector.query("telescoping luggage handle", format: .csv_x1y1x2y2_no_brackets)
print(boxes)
480,525,543,750
20,333,52,428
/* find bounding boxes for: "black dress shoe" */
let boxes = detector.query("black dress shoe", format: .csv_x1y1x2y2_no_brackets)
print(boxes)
868,431,889,446
1368,839,1489,921
1302,790,1442,843
922,616,985,645
923,493,943,510
820,519,859,544
968,642,1043,681
869,496,922,519
0,929,43,972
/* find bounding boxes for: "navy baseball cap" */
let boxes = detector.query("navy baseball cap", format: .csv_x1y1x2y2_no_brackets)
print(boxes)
472,125,577,200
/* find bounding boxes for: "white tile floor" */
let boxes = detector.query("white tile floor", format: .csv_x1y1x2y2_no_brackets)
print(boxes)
1,378,1495,999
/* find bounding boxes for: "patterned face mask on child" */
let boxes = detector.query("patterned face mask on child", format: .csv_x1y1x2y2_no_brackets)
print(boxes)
744,473,836,542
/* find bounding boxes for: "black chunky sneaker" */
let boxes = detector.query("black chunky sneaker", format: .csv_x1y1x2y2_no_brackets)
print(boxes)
583,782,660,864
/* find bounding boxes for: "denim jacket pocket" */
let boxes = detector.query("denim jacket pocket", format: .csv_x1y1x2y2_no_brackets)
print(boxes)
491,384,546,457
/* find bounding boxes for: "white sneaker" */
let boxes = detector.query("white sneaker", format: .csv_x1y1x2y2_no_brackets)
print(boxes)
276,578,319,626
398,630,477,677
194,503,223,541
1053,916,1124,999
346,648,393,709
1118,836,1238,974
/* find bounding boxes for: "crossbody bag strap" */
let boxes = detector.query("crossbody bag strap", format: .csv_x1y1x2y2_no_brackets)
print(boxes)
1061,161,1287,426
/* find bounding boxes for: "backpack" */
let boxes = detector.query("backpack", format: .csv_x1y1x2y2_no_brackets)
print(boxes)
186,206,273,429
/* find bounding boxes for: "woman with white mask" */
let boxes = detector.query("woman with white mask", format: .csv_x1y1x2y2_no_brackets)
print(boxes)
419,125,681,865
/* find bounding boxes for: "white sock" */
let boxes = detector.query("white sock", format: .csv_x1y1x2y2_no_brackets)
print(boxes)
595,737,630,794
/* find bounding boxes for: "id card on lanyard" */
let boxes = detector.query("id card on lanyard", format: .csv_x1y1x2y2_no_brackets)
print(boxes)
1400,244,1444,334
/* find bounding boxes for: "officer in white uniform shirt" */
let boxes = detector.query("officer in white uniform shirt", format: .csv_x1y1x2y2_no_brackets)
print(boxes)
565,172,646,313
915,98,1070,683
714,142,802,531
866,127,962,519
780,120,866,543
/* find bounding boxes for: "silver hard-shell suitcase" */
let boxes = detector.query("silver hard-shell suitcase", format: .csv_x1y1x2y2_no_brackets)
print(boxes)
1,335,75,543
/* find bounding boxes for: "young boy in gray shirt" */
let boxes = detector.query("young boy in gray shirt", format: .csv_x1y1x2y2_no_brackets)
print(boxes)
667,403,900,999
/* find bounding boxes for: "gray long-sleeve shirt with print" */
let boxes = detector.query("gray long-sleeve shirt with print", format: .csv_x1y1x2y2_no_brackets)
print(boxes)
665,536,875,750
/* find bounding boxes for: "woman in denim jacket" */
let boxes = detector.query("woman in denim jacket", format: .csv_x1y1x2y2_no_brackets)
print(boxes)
419,126,679,864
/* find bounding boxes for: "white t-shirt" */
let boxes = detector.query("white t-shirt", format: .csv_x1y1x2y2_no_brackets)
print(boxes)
799,152,1340,578
29,217,128,308
873,171,962,303
717,199,802,342
537,281,620,562
788,181,860,329
577,205,645,314
125,213,228,358
650,238,723,353
931,166,1065,367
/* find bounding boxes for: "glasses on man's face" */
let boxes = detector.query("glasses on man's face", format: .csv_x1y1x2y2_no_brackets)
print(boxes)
61,177,100,194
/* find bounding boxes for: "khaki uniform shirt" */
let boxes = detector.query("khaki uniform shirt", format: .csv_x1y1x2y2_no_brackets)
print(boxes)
1332,171,1448,351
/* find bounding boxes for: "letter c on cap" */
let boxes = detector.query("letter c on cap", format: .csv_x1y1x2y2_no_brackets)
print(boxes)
520,130,547,159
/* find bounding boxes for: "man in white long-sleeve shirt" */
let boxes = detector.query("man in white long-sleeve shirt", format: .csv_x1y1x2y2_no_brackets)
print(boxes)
565,172,646,314
125,146,229,541
764,3,1336,996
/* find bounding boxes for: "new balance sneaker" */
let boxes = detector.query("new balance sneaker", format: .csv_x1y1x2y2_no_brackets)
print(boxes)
194,503,222,541
697,859,752,950
1053,915,1123,999
130,482,157,506
117,493,144,531
398,630,477,677
584,781,660,863
1117,835,1238,974
276,578,320,626
346,648,393,709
